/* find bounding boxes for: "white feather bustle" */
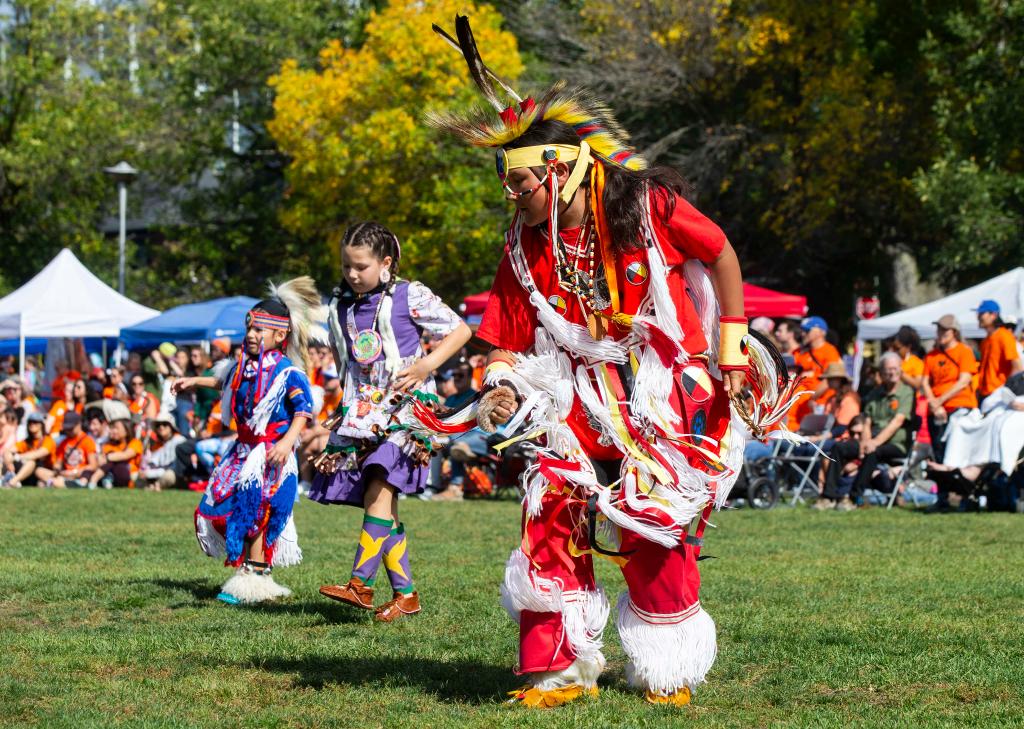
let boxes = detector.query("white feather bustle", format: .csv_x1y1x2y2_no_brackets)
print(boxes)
219,568,292,603
266,276,321,373
500,549,609,670
616,592,717,695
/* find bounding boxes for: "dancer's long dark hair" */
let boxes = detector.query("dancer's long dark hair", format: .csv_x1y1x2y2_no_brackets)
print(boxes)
505,119,691,253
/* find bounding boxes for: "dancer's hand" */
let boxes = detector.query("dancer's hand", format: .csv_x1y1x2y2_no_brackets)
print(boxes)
478,385,518,433
723,370,746,396
394,360,431,393
267,439,293,467
490,399,518,424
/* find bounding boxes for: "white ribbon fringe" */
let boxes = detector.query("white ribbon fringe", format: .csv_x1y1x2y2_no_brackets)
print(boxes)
616,591,717,694
500,549,609,666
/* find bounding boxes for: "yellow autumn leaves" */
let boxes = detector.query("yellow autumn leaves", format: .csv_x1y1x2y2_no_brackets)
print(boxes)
267,0,523,296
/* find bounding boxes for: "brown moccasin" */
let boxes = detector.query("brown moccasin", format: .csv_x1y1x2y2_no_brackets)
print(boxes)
319,577,374,610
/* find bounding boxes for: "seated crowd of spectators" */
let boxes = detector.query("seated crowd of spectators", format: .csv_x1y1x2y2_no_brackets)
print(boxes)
4,301,1021,511
0,342,231,490
746,299,1024,512
0,339,493,501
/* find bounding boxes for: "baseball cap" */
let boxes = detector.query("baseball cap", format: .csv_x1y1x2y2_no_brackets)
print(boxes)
211,338,231,355
61,411,82,433
973,299,1000,315
932,314,961,331
27,412,45,424
801,316,828,332
750,316,775,335
158,342,178,358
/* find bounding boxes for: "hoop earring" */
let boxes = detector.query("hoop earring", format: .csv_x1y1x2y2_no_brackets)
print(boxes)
379,268,391,285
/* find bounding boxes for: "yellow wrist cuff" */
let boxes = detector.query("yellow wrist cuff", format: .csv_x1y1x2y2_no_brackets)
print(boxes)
719,320,749,371
485,360,514,376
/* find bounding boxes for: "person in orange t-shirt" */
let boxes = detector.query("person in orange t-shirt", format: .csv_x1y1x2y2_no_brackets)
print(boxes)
49,412,98,488
822,362,861,428
891,325,929,444
974,299,1023,399
87,419,143,488
789,316,842,431
127,374,160,436
922,314,979,461
47,379,83,436
2,412,56,487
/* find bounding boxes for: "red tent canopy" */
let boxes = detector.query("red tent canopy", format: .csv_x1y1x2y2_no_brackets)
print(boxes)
461,291,491,317
742,283,808,319
461,282,806,319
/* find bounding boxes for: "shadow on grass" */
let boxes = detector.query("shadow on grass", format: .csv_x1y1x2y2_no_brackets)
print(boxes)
242,598,368,623
139,578,366,623
139,577,220,602
248,654,512,703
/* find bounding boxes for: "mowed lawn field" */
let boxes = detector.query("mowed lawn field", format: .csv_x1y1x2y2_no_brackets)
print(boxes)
2,490,1023,728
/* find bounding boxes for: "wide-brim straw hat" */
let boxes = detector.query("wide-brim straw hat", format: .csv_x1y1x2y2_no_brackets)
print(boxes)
822,362,850,382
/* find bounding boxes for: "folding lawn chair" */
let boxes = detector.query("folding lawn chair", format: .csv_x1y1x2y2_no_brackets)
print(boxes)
886,414,924,509
772,412,834,507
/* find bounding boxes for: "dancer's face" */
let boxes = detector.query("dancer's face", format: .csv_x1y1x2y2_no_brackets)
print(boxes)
342,245,392,295
244,318,287,356
504,162,573,228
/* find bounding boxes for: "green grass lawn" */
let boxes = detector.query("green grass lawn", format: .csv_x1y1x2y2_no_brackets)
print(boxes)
1,490,1023,728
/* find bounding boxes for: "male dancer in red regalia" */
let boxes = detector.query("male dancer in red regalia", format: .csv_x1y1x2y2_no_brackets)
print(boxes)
417,16,798,709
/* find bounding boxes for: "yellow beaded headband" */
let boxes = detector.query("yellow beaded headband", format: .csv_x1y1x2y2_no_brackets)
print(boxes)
496,142,593,204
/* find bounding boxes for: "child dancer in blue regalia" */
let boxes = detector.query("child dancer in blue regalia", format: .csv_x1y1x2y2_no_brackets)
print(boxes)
174,277,320,604
308,222,471,622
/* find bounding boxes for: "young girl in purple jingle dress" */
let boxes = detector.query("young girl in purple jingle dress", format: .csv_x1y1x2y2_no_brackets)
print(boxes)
308,222,471,622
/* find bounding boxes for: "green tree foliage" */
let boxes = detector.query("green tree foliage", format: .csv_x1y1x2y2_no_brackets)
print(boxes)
0,0,368,307
0,1,152,293
267,0,523,301
505,0,961,327
135,0,373,306
913,0,1024,285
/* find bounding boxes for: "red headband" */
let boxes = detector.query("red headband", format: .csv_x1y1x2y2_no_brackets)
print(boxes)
247,311,290,332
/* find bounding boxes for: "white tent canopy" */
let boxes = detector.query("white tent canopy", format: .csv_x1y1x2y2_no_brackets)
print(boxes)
857,267,1024,341
0,248,159,340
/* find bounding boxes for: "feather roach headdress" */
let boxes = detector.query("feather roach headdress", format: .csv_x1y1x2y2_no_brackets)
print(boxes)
262,276,322,372
428,15,647,171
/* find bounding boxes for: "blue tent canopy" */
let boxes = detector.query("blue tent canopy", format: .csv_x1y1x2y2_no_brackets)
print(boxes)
0,337,116,356
120,296,257,348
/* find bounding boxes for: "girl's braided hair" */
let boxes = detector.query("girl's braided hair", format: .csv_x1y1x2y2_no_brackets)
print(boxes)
338,221,401,296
